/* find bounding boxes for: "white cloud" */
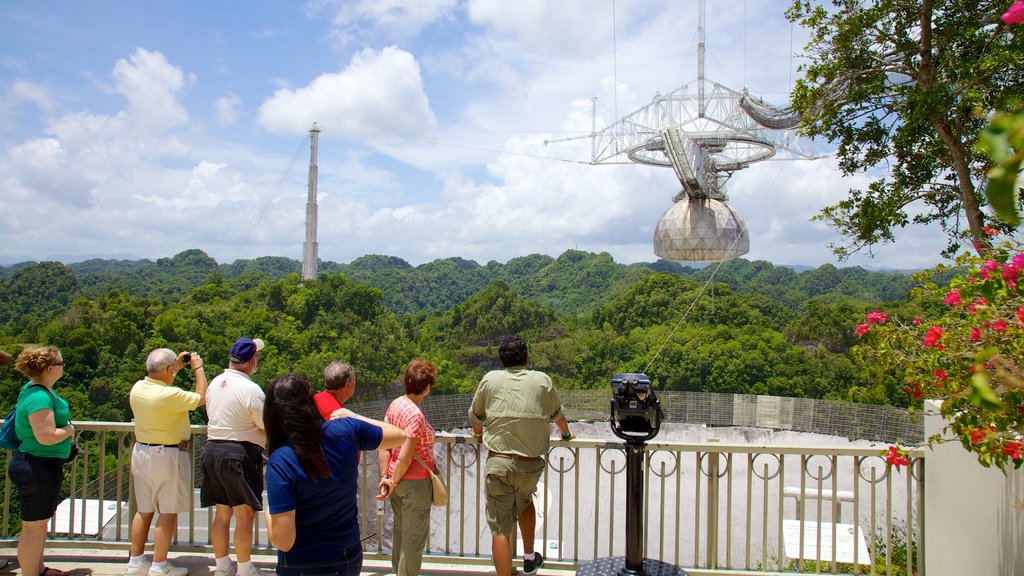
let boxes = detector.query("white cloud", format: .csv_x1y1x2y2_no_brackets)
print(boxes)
256,46,436,136
110,48,191,130
313,0,457,47
214,92,242,126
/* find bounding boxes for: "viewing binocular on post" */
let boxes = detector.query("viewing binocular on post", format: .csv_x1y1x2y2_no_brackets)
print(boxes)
610,372,663,442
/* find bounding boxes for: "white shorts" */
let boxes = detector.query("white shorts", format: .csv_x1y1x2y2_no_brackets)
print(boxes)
131,443,191,514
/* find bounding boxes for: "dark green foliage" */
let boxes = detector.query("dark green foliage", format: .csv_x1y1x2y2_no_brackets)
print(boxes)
0,247,937,424
0,261,82,336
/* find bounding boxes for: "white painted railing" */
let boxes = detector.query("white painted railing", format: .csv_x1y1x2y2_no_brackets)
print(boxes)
0,421,925,575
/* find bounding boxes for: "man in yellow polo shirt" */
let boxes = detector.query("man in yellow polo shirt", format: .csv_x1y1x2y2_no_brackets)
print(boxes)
125,348,208,576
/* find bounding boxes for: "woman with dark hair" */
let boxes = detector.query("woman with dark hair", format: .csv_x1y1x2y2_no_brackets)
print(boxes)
377,358,439,576
8,346,75,576
263,372,405,576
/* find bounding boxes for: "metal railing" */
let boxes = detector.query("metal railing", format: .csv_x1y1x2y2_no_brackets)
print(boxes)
0,422,925,575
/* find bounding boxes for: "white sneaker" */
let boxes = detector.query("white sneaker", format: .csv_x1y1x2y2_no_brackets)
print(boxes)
238,565,271,576
126,560,152,576
213,562,237,576
148,561,189,576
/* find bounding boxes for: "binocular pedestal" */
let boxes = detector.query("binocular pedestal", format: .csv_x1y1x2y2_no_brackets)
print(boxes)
578,373,686,576
575,442,687,576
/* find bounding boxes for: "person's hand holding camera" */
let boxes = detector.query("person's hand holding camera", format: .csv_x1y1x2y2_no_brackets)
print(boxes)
178,351,204,373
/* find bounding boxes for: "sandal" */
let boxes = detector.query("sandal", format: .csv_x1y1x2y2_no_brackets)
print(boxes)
40,567,70,576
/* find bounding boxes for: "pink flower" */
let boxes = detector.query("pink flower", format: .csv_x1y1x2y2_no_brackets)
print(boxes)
932,369,947,381
967,297,989,314
1003,441,1023,460
1003,1,1024,24
984,225,1001,236
865,309,888,324
924,325,944,348
971,327,982,341
912,316,922,325
1013,253,1024,268
1017,304,1024,324
969,427,988,445
855,323,870,336
944,289,961,306
993,319,1008,333
884,446,909,468
1003,261,1021,281
904,382,924,400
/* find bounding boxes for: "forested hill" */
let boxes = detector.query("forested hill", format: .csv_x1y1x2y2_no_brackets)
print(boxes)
0,248,917,319
0,248,934,425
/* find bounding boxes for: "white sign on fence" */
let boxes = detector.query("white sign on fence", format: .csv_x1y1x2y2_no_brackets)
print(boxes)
52,499,125,536
782,519,870,565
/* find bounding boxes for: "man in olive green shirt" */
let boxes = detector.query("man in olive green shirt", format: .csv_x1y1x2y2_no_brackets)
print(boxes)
470,335,572,576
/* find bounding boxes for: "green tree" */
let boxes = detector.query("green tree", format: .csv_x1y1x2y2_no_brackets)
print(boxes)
787,0,1024,258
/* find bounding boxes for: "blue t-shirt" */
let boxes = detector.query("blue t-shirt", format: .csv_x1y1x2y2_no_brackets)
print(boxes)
266,417,383,565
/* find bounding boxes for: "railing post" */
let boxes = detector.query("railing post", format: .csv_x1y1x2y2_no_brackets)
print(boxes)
706,450,719,569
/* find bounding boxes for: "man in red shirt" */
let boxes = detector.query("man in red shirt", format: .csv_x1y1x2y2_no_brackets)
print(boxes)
313,362,356,420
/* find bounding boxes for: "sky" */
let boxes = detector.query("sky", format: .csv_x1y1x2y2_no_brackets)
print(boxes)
0,1,954,270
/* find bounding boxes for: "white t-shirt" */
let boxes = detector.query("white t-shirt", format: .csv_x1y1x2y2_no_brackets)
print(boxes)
205,368,266,446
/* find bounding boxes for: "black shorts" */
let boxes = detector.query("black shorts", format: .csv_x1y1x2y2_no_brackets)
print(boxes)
200,440,265,510
8,451,65,522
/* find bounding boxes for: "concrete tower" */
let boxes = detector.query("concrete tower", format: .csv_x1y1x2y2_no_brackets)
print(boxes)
301,123,320,281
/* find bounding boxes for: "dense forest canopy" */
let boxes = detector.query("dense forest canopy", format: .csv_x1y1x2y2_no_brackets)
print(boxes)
0,248,937,423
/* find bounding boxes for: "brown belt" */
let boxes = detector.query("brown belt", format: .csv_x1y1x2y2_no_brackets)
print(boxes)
489,452,541,461
139,440,190,451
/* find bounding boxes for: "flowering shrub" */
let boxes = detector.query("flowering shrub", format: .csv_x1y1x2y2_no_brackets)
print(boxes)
856,234,1024,470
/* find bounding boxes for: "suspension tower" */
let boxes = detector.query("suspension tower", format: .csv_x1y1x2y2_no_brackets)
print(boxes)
301,123,320,281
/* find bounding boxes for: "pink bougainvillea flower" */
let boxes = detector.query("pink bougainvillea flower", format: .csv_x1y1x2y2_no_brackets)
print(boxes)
932,369,946,381
1003,261,1021,281
1013,253,1024,268
855,323,870,336
1002,1,1024,24
884,446,909,468
983,225,1001,236
1017,304,1024,324
944,289,961,306
903,382,924,400
912,316,922,325
923,325,944,348
993,319,1008,333
967,297,989,314
1003,441,1022,460
969,427,988,445
865,309,887,324
971,327,982,341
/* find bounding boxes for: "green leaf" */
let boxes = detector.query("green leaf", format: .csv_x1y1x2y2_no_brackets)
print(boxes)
970,372,1002,409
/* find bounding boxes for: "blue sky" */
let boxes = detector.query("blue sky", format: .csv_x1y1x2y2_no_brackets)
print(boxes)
0,1,951,269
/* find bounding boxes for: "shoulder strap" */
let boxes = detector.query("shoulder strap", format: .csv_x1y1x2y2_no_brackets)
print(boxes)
412,452,436,474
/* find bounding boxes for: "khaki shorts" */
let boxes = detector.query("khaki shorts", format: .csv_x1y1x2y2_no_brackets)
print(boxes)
484,455,545,535
132,443,191,514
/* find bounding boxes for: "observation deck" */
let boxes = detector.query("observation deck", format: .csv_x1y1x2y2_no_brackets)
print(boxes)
0,393,1018,576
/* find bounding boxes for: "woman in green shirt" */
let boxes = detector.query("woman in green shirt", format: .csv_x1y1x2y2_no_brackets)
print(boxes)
8,346,75,576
